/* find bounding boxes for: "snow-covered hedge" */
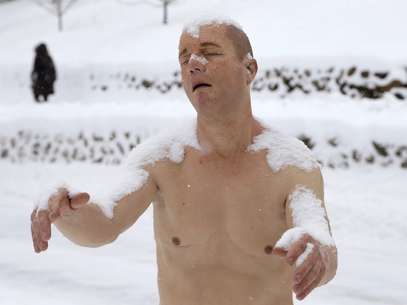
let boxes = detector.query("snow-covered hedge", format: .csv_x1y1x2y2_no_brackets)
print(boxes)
3,63,407,103
88,66,407,100
1,128,406,169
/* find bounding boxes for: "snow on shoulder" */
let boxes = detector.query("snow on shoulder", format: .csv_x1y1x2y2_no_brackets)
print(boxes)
126,119,200,169
89,119,201,218
34,120,318,218
248,124,320,173
183,17,243,38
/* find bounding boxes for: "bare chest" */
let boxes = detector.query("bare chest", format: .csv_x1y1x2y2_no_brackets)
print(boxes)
152,150,289,269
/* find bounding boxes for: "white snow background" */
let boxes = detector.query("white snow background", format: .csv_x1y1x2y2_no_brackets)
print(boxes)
1,0,407,305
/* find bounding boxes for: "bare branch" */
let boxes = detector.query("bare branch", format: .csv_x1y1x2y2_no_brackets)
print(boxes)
62,0,79,14
33,0,57,15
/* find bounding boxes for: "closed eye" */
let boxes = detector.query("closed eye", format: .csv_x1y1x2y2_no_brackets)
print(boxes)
180,55,191,65
204,53,222,56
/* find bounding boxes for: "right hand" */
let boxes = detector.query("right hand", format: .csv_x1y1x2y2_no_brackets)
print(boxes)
30,188,90,253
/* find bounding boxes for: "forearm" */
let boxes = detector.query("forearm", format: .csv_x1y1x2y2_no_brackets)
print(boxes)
54,203,119,247
318,245,338,286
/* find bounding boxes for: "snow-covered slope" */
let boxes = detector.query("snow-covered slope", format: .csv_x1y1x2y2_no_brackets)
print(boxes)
1,0,407,103
1,0,407,65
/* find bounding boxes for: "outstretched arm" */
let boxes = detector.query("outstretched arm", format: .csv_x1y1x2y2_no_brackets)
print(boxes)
31,173,158,252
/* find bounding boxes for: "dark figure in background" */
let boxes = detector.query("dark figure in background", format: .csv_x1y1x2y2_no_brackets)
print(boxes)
31,43,57,103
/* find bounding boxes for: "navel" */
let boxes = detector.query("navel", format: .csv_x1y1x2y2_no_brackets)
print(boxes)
264,245,274,254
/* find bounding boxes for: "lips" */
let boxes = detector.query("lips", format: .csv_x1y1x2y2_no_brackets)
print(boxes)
192,83,212,92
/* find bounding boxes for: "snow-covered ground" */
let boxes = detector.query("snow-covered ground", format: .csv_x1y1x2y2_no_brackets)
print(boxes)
1,162,406,305
1,0,407,304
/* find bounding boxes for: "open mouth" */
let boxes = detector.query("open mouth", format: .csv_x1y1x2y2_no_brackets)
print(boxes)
193,83,212,92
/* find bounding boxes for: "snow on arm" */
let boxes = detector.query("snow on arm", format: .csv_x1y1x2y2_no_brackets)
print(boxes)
275,185,335,259
34,120,201,218
247,121,331,264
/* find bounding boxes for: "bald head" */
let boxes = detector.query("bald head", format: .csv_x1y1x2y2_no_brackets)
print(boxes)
224,24,253,60
182,19,254,61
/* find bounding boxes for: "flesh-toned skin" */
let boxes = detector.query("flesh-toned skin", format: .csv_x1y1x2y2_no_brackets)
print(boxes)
31,24,337,305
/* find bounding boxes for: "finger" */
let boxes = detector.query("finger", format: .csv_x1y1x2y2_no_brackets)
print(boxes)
58,192,90,217
31,221,40,253
293,245,319,284
296,263,324,300
48,193,62,221
30,208,38,222
59,195,76,216
286,235,310,265
271,247,287,257
37,210,51,241
69,192,90,209
49,208,61,222
32,217,42,252
294,259,321,295
41,241,49,251
47,189,68,220
53,189,76,216
37,238,48,252
35,216,48,252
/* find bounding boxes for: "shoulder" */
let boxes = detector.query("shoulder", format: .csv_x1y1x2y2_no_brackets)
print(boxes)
125,119,200,171
248,124,320,174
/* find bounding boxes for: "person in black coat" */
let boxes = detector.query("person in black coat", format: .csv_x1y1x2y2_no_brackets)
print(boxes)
31,43,57,103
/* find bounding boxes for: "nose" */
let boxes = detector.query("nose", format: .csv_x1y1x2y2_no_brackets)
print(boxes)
189,65,202,74
189,56,206,74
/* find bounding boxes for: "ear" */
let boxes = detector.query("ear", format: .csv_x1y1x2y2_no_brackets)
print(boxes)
244,58,258,85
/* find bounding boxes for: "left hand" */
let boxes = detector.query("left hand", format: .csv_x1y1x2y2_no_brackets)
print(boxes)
273,233,326,300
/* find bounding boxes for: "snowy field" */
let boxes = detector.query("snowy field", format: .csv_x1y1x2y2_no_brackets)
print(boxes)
1,162,406,305
1,0,407,304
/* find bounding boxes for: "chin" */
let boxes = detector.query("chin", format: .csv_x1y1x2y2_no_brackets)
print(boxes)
195,92,212,105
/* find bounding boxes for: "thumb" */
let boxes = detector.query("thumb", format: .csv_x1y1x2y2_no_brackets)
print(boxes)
272,246,287,258
69,192,90,209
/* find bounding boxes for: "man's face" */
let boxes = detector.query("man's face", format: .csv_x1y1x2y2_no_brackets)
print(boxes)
178,25,250,115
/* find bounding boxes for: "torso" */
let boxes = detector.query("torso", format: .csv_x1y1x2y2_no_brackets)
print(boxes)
149,147,296,305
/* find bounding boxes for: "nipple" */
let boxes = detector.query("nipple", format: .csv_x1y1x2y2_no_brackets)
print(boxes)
172,237,181,246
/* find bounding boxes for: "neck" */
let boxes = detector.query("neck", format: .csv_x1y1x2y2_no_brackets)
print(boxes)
196,108,262,158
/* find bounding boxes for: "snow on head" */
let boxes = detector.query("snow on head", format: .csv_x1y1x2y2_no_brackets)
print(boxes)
183,17,243,38
248,123,320,173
